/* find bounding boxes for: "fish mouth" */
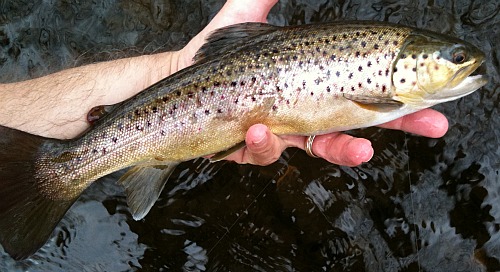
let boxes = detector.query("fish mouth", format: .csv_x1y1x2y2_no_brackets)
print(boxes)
427,74,488,103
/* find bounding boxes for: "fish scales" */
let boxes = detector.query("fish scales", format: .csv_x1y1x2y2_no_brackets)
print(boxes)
36,23,413,199
0,21,487,260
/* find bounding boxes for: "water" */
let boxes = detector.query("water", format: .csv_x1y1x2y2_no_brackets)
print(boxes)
1,0,499,271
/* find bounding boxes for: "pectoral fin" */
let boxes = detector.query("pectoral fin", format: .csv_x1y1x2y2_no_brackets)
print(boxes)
118,163,179,220
343,94,403,112
210,141,246,162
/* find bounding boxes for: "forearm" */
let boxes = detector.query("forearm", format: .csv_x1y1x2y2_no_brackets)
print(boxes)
0,51,180,139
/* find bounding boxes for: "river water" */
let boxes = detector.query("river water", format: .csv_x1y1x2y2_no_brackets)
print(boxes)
1,0,499,271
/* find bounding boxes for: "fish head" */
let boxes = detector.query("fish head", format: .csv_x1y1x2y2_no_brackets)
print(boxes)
392,29,487,107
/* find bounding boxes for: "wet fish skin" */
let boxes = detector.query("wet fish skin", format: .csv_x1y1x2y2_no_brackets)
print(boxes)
0,21,486,260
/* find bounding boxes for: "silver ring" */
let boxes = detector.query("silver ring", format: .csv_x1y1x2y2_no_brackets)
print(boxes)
305,135,319,158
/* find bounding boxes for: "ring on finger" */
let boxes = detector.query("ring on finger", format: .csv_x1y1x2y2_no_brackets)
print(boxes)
305,135,319,158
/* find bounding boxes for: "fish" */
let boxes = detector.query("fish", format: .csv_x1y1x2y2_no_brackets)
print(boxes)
0,21,487,260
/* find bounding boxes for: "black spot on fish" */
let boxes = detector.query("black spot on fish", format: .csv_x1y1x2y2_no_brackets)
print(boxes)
330,54,336,61
356,31,360,36
136,124,143,131
146,121,152,127
102,148,107,155
324,39,330,44
112,137,118,143
411,54,417,59
340,86,344,92
361,41,367,48
342,34,347,39
384,40,389,45
315,47,321,52
358,66,363,72
412,67,417,72
234,98,239,104
367,61,372,67
348,73,353,79
351,86,355,92
336,71,340,77
382,85,387,92
358,82,362,88
284,83,289,89
326,86,331,92
160,130,166,136
226,70,232,76
385,69,390,76
239,66,245,72
374,44,379,50
400,78,406,83
272,49,279,53
187,91,194,98
310,92,314,96
292,55,298,61
393,67,398,73
423,54,429,59
92,149,98,154
378,70,382,76
304,41,310,46
393,40,399,46
240,81,245,86
152,107,158,113
251,77,257,82
205,109,210,115
367,78,372,84
135,109,141,116
400,54,407,59
217,109,223,113
201,87,208,93
231,81,237,87
272,105,278,111
332,35,337,41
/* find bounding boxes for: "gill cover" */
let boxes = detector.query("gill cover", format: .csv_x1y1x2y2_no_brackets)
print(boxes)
393,28,485,105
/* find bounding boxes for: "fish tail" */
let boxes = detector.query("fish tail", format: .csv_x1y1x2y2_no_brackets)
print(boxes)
0,126,78,260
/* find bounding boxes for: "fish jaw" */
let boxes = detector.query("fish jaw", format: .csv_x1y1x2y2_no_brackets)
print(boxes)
396,74,488,108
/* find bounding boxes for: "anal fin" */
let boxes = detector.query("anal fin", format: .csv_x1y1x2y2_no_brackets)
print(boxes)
118,163,179,220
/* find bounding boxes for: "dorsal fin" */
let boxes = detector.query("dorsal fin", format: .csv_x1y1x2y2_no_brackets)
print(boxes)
193,22,280,63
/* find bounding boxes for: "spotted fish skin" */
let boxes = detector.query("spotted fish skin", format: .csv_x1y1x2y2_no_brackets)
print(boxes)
0,21,486,260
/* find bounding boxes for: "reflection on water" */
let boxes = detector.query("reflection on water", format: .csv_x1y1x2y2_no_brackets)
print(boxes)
1,0,500,271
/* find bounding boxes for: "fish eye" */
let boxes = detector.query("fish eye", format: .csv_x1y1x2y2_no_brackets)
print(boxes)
452,50,467,64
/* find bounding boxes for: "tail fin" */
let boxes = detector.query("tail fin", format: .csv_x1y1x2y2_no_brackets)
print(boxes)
0,126,78,260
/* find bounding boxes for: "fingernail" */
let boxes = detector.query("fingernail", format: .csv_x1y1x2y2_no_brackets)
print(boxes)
253,132,267,148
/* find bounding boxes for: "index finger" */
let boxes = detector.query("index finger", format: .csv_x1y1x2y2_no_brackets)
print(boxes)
378,108,448,138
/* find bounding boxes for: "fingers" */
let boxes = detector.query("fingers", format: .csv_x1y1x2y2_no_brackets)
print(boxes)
378,108,448,138
224,124,374,167
307,133,374,167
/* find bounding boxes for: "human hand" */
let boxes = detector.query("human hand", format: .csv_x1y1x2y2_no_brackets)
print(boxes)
170,0,449,167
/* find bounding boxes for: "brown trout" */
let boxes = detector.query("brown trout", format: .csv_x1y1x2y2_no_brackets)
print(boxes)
0,21,487,259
